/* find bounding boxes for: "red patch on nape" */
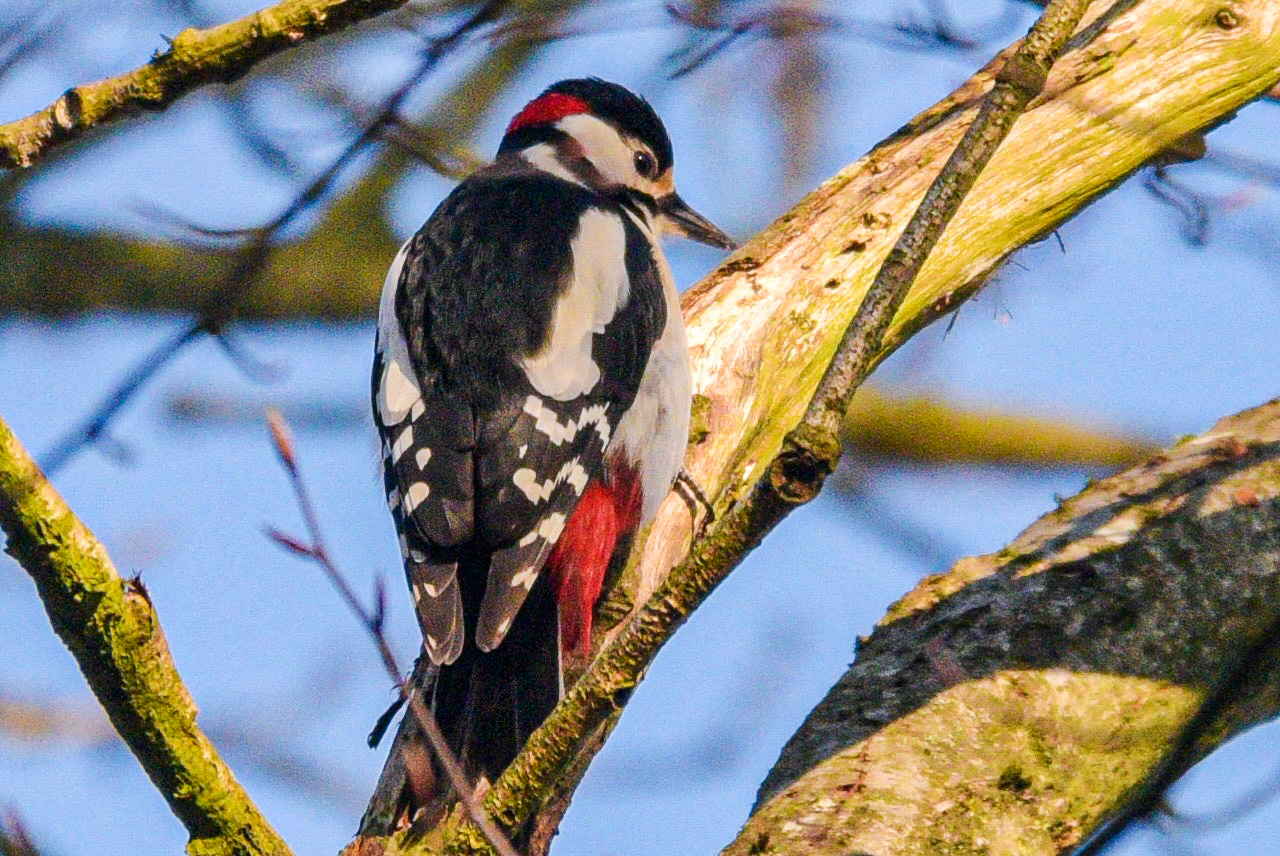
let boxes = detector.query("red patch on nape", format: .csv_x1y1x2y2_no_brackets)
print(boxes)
547,460,643,658
505,93,591,135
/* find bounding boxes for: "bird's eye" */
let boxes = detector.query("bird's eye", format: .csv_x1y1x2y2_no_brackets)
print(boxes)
633,150,656,180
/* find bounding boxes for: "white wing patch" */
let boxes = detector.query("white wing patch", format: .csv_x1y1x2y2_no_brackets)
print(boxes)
414,447,432,469
520,209,630,400
538,511,566,543
391,425,414,462
510,566,540,590
375,239,424,427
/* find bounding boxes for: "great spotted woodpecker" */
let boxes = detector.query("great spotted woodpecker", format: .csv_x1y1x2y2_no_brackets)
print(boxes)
372,78,733,810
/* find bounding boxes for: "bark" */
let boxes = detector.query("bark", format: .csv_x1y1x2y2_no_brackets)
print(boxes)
727,395,1280,855
0,416,290,856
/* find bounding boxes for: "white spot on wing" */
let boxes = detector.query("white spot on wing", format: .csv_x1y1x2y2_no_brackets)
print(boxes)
538,512,567,543
512,460,590,503
415,447,432,469
391,425,413,462
510,566,540,590
403,481,430,514
522,396,611,447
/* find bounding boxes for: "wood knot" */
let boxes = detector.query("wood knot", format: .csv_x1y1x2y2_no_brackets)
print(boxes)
52,89,82,133
1214,7,1239,29
770,426,841,504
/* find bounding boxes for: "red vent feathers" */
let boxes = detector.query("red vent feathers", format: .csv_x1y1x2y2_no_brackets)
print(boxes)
547,462,643,657
506,93,590,134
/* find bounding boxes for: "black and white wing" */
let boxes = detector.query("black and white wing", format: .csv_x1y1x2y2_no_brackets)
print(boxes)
373,169,665,663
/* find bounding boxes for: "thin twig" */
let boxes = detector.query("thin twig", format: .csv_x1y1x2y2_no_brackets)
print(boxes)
37,0,505,477
263,409,520,856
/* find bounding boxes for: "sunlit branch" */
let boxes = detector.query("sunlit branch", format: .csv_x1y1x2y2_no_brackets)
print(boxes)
0,414,291,856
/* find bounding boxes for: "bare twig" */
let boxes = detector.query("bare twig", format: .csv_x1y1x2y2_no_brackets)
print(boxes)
262,409,520,856
37,1,505,477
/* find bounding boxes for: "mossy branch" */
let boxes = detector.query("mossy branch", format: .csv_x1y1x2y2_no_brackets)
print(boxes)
0,0,411,169
0,415,290,856
730,396,1280,855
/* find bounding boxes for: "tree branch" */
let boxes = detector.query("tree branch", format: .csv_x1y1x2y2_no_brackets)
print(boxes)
0,0,412,169
367,0,1280,849
0,415,290,856
729,395,1280,855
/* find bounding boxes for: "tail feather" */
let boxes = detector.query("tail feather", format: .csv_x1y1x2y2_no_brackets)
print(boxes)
419,550,561,828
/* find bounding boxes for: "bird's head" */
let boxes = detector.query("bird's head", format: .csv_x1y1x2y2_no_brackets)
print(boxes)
497,78,735,250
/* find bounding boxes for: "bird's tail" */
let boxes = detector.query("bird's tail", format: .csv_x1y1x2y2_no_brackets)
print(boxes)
418,558,561,830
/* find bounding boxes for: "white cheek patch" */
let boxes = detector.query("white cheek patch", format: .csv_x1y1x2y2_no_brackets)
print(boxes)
521,210,630,400
521,142,587,186
555,113,640,186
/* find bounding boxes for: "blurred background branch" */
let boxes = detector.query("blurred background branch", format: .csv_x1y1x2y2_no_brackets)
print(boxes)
0,0,414,169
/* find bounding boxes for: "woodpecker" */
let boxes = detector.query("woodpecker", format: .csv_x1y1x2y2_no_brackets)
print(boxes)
371,78,733,814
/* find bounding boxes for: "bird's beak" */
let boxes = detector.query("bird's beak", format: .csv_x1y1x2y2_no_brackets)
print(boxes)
658,193,737,250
